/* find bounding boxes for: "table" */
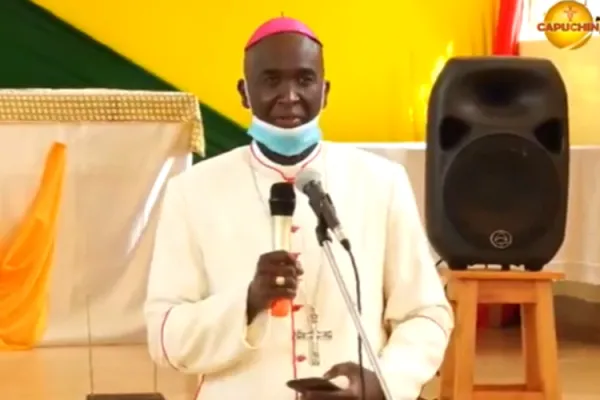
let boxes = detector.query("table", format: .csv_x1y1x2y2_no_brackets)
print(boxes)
0,89,198,348
349,143,600,341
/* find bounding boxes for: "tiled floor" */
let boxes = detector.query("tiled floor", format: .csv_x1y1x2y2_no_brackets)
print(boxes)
0,329,597,400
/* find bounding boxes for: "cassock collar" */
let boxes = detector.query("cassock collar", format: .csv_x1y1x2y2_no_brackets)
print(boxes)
248,141,326,182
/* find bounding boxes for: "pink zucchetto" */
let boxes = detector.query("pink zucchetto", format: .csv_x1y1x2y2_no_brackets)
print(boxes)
245,17,321,50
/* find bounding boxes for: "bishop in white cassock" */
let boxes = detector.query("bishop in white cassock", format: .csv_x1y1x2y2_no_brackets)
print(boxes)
145,17,453,400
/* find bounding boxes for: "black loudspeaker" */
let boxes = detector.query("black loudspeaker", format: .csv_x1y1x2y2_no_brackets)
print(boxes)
425,57,569,271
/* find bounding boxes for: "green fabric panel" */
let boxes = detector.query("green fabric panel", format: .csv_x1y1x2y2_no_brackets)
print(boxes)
0,0,249,161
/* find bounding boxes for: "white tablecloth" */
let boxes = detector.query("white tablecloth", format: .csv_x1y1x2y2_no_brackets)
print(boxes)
0,89,200,347
350,143,600,287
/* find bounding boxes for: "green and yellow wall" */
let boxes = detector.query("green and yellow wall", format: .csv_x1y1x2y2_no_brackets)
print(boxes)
1,0,500,158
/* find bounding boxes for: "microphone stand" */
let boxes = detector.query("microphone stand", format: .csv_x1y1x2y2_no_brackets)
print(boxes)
315,215,394,400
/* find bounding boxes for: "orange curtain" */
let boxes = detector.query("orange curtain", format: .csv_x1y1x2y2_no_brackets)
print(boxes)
0,143,66,350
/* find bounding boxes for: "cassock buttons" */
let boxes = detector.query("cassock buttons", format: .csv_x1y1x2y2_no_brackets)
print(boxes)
295,355,306,363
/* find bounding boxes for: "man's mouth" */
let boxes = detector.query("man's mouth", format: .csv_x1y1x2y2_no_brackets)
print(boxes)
273,116,302,128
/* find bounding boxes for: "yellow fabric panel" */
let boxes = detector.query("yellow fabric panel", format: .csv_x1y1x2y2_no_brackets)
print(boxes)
0,143,66,350
32,0,498,141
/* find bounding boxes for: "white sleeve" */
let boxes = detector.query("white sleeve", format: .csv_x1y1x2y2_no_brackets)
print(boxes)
378,165,454,400
144,178,272,374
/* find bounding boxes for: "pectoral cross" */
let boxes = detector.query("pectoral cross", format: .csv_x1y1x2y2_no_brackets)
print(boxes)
295,307,332,366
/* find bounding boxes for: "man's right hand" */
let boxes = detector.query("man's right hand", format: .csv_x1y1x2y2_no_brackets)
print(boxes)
246,250,303,323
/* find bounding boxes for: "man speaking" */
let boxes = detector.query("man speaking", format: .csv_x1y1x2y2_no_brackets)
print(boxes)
144,16,452,400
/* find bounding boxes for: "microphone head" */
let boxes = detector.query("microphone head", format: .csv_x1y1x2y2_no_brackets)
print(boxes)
295,169,322,193
269,182,296,216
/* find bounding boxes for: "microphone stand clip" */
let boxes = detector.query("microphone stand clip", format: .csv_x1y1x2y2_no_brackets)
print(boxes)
315,214,394,400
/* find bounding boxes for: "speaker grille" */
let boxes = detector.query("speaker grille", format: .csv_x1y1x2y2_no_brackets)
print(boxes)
443,134,560,250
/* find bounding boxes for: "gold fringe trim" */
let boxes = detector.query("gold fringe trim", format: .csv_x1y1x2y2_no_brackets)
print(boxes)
0,90,204,156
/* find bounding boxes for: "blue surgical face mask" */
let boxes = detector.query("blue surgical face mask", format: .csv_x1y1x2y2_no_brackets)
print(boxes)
244,81,325,157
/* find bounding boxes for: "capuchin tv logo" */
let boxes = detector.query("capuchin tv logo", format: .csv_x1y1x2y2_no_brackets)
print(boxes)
537,1,600,50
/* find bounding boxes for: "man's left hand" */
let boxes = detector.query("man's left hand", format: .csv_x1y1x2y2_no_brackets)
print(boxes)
300,362,384,400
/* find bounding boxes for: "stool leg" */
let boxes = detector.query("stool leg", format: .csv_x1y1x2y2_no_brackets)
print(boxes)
439,301,457,400
521,303,542,391
534,282,561,400
452,281,478,400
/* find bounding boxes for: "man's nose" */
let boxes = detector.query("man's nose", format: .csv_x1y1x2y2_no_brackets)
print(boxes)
278,84,301,103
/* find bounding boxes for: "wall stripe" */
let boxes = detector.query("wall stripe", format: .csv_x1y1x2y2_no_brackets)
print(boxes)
0,0,247,159
30,0,500,142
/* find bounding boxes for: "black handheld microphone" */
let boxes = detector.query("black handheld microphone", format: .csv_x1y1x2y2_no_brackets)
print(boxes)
295,170,351,251
268,182,296,317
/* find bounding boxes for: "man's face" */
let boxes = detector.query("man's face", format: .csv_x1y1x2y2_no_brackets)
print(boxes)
238,33,330,129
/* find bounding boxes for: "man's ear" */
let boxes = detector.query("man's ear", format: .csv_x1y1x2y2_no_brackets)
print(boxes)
237,79,250,109
323,81,331,109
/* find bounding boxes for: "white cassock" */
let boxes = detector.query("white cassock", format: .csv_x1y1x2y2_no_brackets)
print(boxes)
145,141,453,400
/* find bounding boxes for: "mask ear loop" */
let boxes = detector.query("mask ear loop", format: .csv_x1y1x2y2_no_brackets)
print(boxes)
243,79,253,110
306,82,327,125
319,82,326,110
246,79,325,111
245,79,326,127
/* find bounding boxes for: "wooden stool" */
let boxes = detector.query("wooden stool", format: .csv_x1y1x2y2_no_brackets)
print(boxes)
438,270,564,400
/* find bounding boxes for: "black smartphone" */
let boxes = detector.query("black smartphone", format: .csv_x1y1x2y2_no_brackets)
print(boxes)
86,394,166,400
287,377,342,393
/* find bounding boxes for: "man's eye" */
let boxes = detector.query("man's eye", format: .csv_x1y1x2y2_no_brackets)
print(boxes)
264,76,280,85
298,76,315,86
